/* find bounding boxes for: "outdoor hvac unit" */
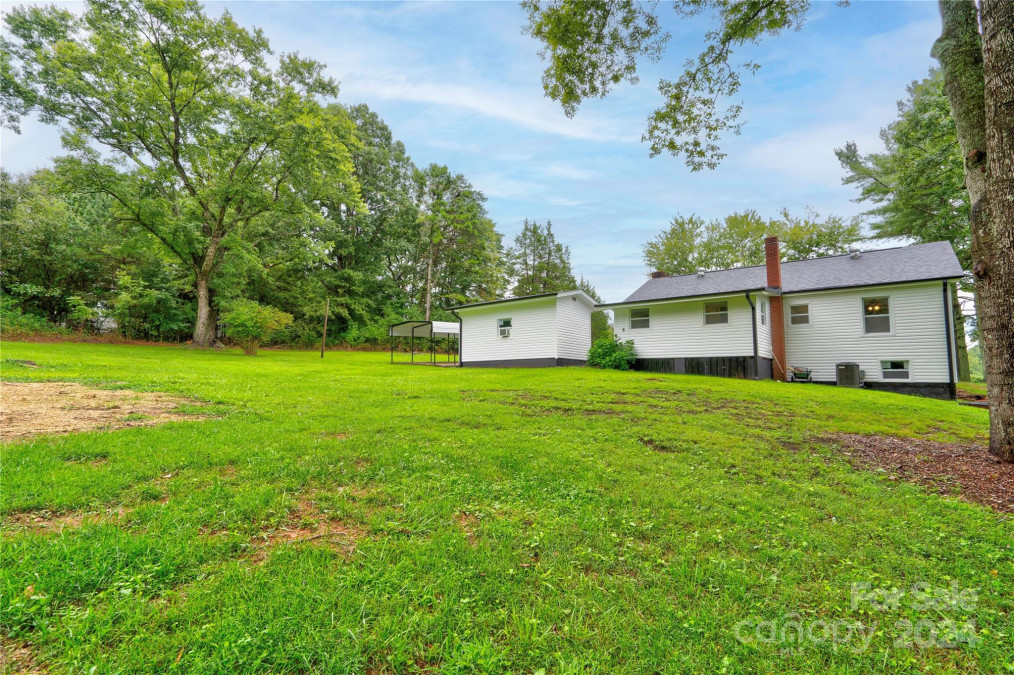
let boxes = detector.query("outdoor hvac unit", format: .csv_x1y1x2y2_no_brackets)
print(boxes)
499,327,511,338
836,362,862,388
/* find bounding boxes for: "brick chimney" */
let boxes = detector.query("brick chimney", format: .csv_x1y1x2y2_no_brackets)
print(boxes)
650,270,667,279
765,236,787,382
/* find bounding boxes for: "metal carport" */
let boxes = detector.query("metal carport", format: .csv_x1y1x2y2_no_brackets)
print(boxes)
388,320,460,365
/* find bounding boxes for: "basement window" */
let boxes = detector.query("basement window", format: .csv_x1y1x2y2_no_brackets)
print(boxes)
630,307,650,329
497,318,512,338
881,360,910,380
790,304,810,325
863,297,891,334
704,301,729,325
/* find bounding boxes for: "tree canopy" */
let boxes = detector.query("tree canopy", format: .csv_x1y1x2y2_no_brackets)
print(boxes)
506,219,577,296
2,0,361,345
642,208,863,275
836,70,971,269
523,0,811,170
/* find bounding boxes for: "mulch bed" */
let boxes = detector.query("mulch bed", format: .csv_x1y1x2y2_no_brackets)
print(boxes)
829,433,1014,513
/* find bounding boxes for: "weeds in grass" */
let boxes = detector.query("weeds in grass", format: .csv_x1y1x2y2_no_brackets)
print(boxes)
0,343,1008,673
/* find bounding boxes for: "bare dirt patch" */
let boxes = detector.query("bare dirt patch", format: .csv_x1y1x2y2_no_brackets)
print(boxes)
638,438,676,453
1,636,47,674
1,381,205,442
3,506,133,534
829,434,1014,513
250,496,366,563
454,511,480,546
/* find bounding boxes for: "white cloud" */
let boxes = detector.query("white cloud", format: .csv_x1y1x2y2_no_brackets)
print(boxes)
340,75,638,143
469,172,544,199
547,196,585,207
745,119,884,186
542,162,600,180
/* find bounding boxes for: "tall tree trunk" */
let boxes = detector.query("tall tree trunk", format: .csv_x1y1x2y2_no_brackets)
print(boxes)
952,285,971,382
933,0,991,375
190,235,221,349
192,272,216,348
932,0,987,205
978,0,1014,462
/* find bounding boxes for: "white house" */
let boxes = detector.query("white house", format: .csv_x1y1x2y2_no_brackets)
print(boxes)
599,238,964,399
451,290,595,367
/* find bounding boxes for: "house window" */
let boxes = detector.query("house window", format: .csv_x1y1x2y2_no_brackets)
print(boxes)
863,297,891,334
760,300,767,326
704,301,729,325
497,318,512,338
790,304,810,325
881,360,910,380
629,307,650,329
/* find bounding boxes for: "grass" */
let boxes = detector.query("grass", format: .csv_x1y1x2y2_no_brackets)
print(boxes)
958,382,989,397
1,342,1011,674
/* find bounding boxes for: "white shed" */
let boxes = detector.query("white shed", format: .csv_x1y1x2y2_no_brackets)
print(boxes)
452,290,595,367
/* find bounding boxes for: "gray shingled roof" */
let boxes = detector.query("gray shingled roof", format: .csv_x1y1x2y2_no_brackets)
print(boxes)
617,241,963,304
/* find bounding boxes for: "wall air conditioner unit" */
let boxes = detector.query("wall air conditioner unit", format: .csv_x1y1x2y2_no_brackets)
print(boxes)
836,362,862,388
499,327,511,338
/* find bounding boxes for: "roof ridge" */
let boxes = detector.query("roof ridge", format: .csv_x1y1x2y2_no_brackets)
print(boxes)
644,241,949,280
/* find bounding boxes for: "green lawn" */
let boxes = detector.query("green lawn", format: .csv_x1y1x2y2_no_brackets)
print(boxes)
958,382,989,398
1,342,1010,674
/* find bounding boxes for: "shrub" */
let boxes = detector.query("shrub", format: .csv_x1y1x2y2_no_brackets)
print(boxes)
587,334,637,370
66,296,97,332
0,294,69,338
111,272,194,342
221,300,293,356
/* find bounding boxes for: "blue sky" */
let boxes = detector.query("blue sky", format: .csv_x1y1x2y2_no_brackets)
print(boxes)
0,1,942,302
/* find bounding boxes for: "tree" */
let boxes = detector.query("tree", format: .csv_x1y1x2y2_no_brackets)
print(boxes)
243,104,420,345
220,299,293,356
524,0,1014,460
0,169,117,323
643,214,723,275
643,209,862,275
2,0,360,347
970,0,1014,461
412,164,502,319
836,70,973,380
578,276,611,342
506,219,577,295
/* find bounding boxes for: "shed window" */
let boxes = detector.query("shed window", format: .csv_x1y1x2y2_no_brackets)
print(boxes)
629,307,650,329
863,297,891,334
881,360,910,380
704,301,729,325
790,304,809,325
497,318,512,338
760,300,767,326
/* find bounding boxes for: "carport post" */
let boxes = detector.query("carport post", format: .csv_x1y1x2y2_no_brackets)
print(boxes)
411,324,416,362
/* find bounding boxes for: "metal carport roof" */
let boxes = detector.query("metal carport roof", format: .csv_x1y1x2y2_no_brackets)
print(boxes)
388,320,460,338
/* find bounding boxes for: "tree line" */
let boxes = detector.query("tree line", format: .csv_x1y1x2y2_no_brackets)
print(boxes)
0,0,599,347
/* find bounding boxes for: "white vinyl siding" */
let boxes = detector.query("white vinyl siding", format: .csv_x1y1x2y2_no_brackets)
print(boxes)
460,298,557,363
612,296,754,359
556,294,593,361
756,294,773,359
783,282,951,383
